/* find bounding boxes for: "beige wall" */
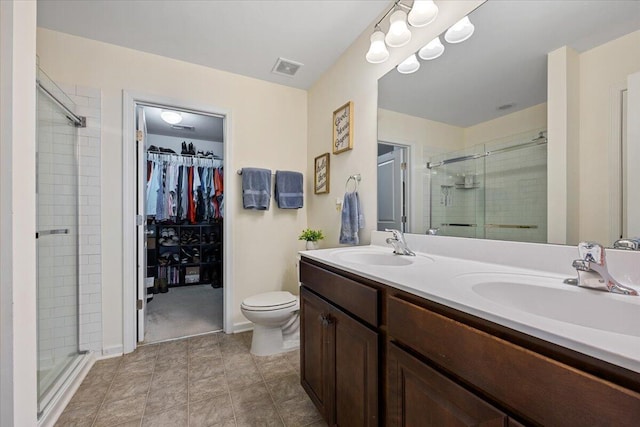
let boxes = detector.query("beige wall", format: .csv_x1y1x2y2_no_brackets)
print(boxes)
1,1,38,425
37,28,308,350
307,1,483,246
578,30,640,243
464,103,547,147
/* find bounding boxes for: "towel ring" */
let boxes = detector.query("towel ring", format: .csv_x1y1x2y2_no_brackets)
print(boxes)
345,174,361,192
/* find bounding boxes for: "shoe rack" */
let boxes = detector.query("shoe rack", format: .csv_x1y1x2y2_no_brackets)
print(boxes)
146,221,223,290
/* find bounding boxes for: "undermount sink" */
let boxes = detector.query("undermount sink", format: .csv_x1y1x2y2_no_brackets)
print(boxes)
333,249,433,267
455,273,640,337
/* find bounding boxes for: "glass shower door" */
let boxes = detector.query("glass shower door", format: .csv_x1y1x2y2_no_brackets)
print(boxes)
36,72,80,412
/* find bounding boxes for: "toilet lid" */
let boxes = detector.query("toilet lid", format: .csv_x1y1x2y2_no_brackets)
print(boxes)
242,291,297,310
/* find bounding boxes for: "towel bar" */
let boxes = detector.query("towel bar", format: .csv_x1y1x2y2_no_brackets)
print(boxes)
345,174,361,192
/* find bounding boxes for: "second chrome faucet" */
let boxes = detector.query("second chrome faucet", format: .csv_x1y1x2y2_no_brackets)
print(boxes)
567,242,638,296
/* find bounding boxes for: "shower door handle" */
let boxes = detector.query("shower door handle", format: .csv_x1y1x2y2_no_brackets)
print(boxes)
36,228,69,238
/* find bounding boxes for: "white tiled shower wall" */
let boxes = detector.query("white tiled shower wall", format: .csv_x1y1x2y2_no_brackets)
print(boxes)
43,83,103,360
65,84,103,355
37,92,80,373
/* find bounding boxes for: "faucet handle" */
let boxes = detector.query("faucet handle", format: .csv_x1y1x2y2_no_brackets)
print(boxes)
578,241,606,265
385,229,402,240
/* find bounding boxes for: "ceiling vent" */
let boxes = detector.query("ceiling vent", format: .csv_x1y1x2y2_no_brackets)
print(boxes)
171,124,195,131
272,57,303,77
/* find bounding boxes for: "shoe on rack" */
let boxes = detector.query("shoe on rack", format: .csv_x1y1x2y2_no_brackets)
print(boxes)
188,142,195,155
158,278,169,293
181,141,188,155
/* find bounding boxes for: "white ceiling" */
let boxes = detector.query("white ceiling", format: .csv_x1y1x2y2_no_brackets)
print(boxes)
378,0,640,127
37,0,391,90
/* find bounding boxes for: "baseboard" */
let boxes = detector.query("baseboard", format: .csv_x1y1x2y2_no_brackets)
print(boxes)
37,352,95,427
233,321,254,333
101,345,124,358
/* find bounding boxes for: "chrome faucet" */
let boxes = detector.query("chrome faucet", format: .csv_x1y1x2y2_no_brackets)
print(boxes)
385,229,415,256
569,242,638,296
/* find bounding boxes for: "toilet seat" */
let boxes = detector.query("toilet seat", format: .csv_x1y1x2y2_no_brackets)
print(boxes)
241,291,298,312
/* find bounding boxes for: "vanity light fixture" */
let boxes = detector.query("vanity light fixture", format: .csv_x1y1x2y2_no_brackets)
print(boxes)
366,28,390,64
444,16,475,44
397,54,420,74
385,9,412,47
408,0,439,27
365,1,440,64
418,36,445,60
160,110,182,125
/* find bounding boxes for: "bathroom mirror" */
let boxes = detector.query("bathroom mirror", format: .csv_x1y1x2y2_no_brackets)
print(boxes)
377,0,640,246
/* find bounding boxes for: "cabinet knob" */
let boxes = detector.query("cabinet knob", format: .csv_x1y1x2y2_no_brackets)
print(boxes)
320,314,333,327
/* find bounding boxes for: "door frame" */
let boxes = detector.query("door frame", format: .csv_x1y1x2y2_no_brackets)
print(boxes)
122,90,233,353
377,140,412,232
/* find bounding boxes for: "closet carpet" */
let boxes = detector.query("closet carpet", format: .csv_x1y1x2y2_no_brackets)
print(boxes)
55,332,326,427
145,285,223,343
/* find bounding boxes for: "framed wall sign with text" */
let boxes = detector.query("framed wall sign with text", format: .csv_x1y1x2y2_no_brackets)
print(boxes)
314,153,330,194
333,101,353,154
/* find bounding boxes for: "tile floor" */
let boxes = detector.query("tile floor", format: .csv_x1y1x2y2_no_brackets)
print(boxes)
55,332,326,427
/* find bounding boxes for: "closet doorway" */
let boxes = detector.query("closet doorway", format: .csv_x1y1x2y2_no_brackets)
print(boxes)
136,103,226,344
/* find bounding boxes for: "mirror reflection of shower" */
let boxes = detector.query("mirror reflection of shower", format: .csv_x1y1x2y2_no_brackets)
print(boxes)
428,130,547,243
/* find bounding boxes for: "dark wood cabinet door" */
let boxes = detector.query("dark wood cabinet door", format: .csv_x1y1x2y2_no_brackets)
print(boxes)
301,286,379,426
332,303,379,427
387,343,507,427
300,287,334,421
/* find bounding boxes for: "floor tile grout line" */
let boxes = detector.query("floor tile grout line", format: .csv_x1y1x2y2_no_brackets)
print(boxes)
253,351,287,426
137,348,160,427
220,335,241,426
89,356,123,427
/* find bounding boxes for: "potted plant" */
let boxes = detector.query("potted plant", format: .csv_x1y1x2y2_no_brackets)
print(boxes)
299,228,324,250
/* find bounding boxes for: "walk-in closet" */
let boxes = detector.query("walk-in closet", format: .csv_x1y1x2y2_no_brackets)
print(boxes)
137,105,225,343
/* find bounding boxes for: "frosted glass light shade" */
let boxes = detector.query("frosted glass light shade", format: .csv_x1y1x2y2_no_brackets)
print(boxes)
385,10,412,47
408,0,439,27
397,54,420,74
161,111,182,125
366,30,390,64
444,16,475,44
418,36,445,60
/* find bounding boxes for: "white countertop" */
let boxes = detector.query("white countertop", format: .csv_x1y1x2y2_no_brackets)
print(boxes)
300,241,640,374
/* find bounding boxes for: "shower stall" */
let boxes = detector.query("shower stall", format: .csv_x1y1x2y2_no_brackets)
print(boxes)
428,130,548,243
36,67,89,417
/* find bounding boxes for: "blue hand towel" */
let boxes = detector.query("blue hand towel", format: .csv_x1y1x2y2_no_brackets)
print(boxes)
242,168,271,210
339,191,365,245
275,170,303,209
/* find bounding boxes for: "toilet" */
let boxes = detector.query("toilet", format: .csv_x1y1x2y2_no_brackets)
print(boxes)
240,291,300,356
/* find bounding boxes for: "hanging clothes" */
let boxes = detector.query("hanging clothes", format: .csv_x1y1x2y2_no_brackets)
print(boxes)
145,152,223,223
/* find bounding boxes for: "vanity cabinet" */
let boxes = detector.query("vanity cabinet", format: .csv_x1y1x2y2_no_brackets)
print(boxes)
387,294,640,426
299,256,640,427
300,261,379,426
387,342,508,426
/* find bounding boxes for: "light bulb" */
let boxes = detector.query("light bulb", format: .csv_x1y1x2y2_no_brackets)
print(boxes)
365,30,390,64
418,36,445,60
408,0,439,27
444,16,475,44
397,54,420,74
160,111,182,125
385,10,412,48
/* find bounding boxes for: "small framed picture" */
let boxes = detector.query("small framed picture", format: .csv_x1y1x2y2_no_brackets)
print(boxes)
314,153,330,194
333,101,353,154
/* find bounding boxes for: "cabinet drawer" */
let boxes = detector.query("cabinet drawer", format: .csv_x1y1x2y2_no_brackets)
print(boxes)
388,295,640,426
388,342,507,427
300,259,378,327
